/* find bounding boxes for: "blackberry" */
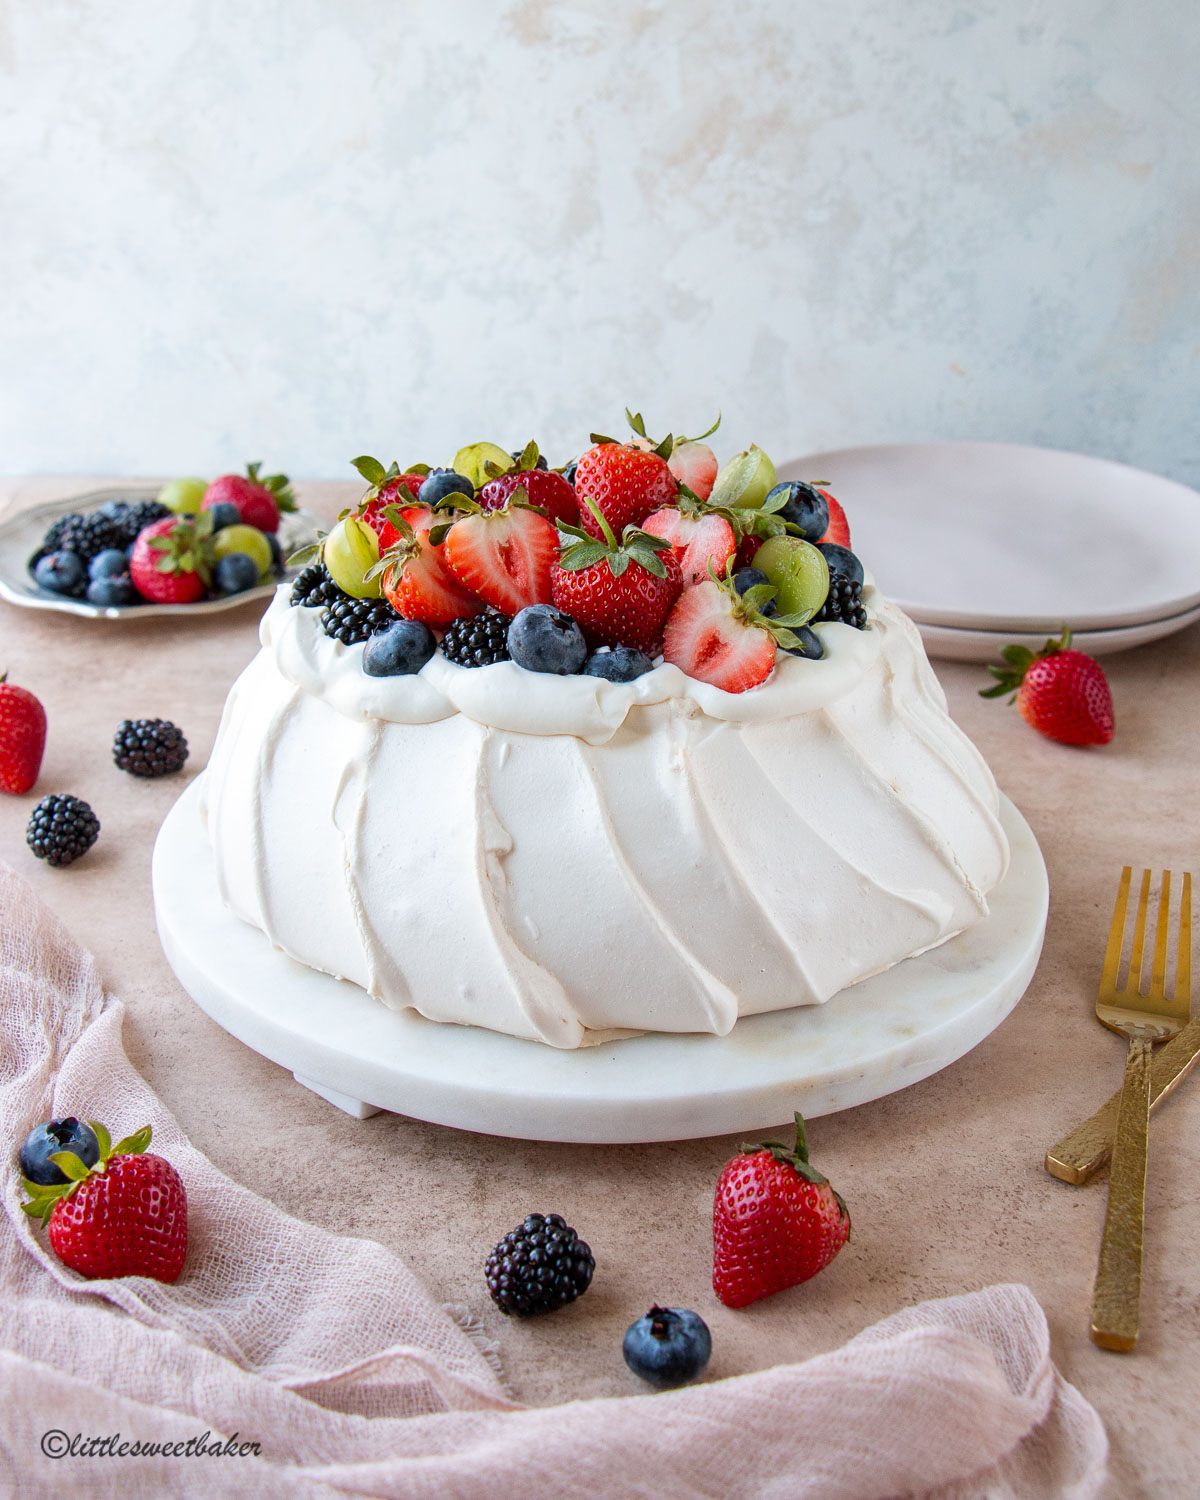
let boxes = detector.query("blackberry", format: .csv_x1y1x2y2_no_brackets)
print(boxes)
320,595,399,645
112,718,189,778
115,498,171,546
814,576,868,630
46,511,122,565
290,562,343,609
441,612,512,668
484,1213,594,1317
26,794,100,867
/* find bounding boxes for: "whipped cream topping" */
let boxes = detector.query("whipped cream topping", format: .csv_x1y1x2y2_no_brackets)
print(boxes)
201,586,1011,1049
261,585,882,745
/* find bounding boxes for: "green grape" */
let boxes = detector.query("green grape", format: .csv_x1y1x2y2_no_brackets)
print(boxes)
710,446,778,510
452,442,512,488
322,517,381,598
158,477,208,515
754,536,830,618
213,524,273,580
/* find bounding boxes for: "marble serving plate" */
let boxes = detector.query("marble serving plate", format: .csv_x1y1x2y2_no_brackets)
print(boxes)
918,601,1200,661
0,487,318,619
154,779,1048,1144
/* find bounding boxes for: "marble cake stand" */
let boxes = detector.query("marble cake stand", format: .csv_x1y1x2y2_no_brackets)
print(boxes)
153,779,1048,1143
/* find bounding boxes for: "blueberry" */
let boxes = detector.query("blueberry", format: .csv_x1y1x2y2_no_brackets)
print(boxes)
816,542,864,586
583,645,654,682
562,460,578,487
782,624,825,660
363,619,436,676
19,1117,100,1186
207,500,242,531
732,567,769,595
767,481,829,542
33,550,85,595
214,552,261,595
508,605,588,675
89,548,131,580
86,575,139,607
418,469,475,508
623,1306,712,1389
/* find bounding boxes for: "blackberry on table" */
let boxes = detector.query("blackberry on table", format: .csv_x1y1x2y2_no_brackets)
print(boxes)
320,595,399,645
290,562,344,609
815,576,868,630
113,718,189,778
26,794,100,867
441,612,512,668
484,1212,595,1317
115,498,171,546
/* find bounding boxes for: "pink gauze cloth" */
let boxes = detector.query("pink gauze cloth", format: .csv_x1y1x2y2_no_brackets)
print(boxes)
0,859,1108,1498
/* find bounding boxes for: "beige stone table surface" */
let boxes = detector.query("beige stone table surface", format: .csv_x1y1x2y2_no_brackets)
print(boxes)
2,477,1199,1497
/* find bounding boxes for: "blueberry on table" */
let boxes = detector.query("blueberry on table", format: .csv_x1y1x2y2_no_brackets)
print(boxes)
19,1118,100,1186
583,645,654,682
86,575,139,607
816,542,864,587
766,481,829,542
32,551,86,597
363,620,437,677
113,719,189,777
214,552,261,595
623,1306,712,1389
507,605,587,675
88,548,130,580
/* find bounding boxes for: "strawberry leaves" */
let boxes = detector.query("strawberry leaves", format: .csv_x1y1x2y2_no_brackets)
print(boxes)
559,495,673,579
245,461,295,513
980,628,1072,701
147,513,215,583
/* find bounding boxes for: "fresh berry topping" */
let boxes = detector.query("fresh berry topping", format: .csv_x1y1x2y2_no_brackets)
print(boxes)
214,552,261,595
816,491,851,548
661,580,778,693
320,595,400,646
452,442,514,488
418,468,475,508
32,551,87,597
642,507,736,588
202,463,294,533
551,497,682,656
732,566,770,594
129,515,214,604
733,534,762,570
561,460,578,487
507,604,588,675
764,481,829,542
510,447,548,469
349,456,425,536
624,410,722,501
0,672,47,795
440,612,513,668
443,503,558,614
781,625,825,659
376,508,484,629
710,445,778,510
754,536,831,619
484,1212,594,1317
26,794,100,866
362,619,437,677
115,498,171,546
86,576,139,608
815,542,863,587
22,1122,187,1284
712,1112,851,1309
583,645,654,682
814,576,867,629
623,1306,713,1389
981,629,1114,746
479,468,578,527
19,1118,101,1186
574,442,678,540
112,718,189,778
320,516,383,599
290,562,343,609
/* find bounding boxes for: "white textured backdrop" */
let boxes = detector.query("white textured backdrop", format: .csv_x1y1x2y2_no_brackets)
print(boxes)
1,0,1197,483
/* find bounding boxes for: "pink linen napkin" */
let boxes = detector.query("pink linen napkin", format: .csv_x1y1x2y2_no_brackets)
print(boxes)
0,859,1107,1498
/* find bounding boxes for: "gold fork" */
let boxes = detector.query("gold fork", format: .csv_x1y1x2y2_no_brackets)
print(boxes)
1090,867,1192,1352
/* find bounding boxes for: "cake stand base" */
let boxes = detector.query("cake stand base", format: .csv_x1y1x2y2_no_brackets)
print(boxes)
153,779,1047,1143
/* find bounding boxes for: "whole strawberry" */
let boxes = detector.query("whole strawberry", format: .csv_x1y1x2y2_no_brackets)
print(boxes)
981,628,1114,746
551,496,682,655
350,455,426,537
0,672,47,795
480,444,578,528
22,1122,187,1283
202,462,295,533
129,514,215,604
574,438,679,541
713,1112,850,1309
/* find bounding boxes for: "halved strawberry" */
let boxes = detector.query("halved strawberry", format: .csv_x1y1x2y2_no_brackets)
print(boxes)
817,490,850,548
642,507,736,588
375,507,483,628
662,582,777,692
443,504,558,614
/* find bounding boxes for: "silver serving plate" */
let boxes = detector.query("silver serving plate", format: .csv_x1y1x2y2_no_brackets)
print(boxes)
0,487,320,620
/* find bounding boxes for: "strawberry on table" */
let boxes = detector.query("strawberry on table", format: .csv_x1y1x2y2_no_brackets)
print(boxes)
443,498,558,615
202,462,295,534
0,673,47,795
661,566,816,694
22,1121,188,1284
129,514,215,604
574,440,679,542
980,628,1114,746
713,1112,850,1309
642,506,736,588
374,507,483,629
550,497,682,656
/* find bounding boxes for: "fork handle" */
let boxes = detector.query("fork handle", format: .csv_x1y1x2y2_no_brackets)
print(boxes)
1091,1035,1153,1351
